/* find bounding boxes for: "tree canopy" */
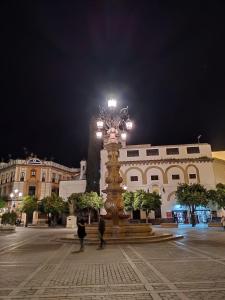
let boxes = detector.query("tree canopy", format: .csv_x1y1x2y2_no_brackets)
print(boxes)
0,196,7,209
19,195,37,215
78,192,103,224
41,193,66,215
133,190,162,222
176,183,208,212
207,183,225,210
122,191,135,211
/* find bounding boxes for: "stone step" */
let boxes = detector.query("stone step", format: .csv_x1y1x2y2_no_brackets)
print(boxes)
59,233,183,244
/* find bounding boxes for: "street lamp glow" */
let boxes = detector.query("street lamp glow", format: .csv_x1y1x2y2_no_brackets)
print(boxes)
108,98,117,108
10,193,14,198
123,185,127,190
97,119,104,129
126,119,133,130
14,189,19,194
96,131,103,139
18,192,23,197
121,132,127,140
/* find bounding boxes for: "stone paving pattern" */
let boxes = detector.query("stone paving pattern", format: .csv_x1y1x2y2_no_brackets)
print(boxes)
0,225,225,299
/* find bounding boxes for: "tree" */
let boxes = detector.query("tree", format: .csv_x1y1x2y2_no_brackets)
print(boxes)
176,183,208,227
122,191,135,212
1,211,17,225
67,193,83,215
0,196,7,209
41,193,66,225
207,183,225,210
134,190,162,223
79,192,103,224
19,196,37,226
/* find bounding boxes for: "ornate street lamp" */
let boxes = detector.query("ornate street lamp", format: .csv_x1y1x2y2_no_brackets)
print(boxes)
96,98,133,226
10,189,23,211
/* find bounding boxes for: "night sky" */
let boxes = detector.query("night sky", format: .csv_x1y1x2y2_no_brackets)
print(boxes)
1,1,225,167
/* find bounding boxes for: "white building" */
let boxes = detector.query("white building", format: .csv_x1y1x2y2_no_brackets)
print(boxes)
59,160,87,201
100,143,223,223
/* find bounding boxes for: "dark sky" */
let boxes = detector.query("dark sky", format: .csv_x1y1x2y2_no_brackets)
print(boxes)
1,1,225,167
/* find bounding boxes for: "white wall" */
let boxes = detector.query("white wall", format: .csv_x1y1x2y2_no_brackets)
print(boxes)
59,180,86,201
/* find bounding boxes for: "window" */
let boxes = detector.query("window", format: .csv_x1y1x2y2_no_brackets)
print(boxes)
151,175,159,181
172,174,180,180
130,176,138,181
52,173,56,183
146,149,159,156
42,172,46,182
28,186,36,196
189,173,197,179
166,148,179,155
20,172,25,182
127,150,139,157
187,146,200,154
30,170,36,177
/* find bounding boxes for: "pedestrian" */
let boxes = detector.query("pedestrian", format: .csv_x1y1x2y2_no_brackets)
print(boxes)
98,215,106,249
77,218,86,251
221,216,225,230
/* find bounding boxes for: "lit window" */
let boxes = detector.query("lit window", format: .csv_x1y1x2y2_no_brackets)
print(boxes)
31,170,36,177
130,176,138,181
151,175,159,181
172,174,180,180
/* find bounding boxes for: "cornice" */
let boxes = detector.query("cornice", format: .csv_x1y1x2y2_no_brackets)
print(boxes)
120,157,212,166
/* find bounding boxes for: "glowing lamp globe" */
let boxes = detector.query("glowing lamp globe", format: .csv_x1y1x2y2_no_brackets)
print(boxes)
126,119,133,130
10,193,14,198
97,119,104,129
108,98,117,108
96,131,103,139
121,132,127,140
19,192,23,197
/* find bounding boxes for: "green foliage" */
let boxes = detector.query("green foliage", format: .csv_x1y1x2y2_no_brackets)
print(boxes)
207,183,225,209
133,190,162,222
19,196,37,215
67,193,83,215
78,192,103,224
176,183,208,212
0,196,7,209
1,211,17,225
79,192,103,210
122,191,135,211
41,193,66,215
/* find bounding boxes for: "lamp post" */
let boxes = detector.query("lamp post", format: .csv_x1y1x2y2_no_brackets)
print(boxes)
9,189,23,212
96,98,133,226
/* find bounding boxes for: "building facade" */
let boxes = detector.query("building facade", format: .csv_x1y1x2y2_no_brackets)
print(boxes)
0,157,81,211
100,143,223,223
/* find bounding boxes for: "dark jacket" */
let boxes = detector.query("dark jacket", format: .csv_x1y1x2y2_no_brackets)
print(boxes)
77,219,86,239
98,218,105,235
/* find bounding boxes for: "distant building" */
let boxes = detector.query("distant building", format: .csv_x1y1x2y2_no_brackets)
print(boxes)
100,143,225,223
0,157,81,211
59,160,87,201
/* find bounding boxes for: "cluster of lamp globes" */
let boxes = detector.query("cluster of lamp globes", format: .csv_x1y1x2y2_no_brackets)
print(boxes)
10,189,23,199
96,99,133,141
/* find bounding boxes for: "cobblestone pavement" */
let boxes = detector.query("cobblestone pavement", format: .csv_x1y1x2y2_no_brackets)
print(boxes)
0,225,225,299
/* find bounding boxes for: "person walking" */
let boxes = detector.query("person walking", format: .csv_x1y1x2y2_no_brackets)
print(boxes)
221,216,225,230
98,215,106,249
77,218,86,252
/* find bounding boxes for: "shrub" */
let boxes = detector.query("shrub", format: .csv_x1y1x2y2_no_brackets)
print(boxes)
1,211,17,225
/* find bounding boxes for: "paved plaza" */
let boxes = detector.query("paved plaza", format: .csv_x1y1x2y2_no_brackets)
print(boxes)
0,225,225,299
